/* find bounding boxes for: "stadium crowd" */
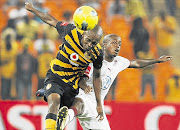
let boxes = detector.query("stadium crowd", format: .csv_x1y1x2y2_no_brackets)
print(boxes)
0,0,180,102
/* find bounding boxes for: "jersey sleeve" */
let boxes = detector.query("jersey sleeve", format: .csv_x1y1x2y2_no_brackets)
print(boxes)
84,64,93,79
116,56,130,72
93,51,103,69
56,21,75,38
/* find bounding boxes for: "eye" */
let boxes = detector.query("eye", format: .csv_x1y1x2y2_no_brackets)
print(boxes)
92,41,97,45
113,41,117,44
118,41,121,46
86,38,91,42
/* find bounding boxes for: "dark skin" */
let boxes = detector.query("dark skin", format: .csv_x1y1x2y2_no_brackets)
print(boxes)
72,34,172,120
25,2,104,120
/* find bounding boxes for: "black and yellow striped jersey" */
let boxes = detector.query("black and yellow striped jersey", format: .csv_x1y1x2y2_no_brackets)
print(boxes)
50,22,103,90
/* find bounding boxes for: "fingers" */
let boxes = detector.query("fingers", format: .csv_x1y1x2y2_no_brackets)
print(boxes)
159,55,165,59
25,2,29,6
98,114,104,121
167,56,173,60
159,55,173,61
84,86,92,94
96,112,104,121
96,105,104,121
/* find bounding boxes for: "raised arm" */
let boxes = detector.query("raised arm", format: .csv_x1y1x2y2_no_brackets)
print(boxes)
25,2,58,27
129,55,172,68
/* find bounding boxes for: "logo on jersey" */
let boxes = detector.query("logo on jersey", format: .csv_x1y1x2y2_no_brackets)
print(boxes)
60,22,69,26
102,76,111,90
69,53,79,66
46,84,52,90
85,66,91,74
70,53,79,61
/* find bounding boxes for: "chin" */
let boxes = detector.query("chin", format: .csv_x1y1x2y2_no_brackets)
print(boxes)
110,55,116,58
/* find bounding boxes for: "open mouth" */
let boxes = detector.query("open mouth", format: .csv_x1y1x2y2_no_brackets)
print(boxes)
115,49,119,54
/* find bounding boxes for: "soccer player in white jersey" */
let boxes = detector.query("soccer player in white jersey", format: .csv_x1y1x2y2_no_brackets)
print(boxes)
50,34,172,130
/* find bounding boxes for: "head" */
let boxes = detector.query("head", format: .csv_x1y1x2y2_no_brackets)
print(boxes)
159,10,166,21
24,16,30,24
81,25,103,52
63,11,72,22
22,38,31,52
132,17,143,28
7,19,15,29
103,34,121,59
5,34,12,51
42,32,47,40
17,1,24,9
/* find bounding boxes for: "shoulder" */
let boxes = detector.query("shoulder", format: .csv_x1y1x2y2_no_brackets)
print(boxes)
114,56,130,67
167,16,177,24
56,21,75,31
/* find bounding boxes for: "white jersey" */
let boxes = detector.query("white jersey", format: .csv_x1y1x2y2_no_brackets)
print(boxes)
76,56,130,130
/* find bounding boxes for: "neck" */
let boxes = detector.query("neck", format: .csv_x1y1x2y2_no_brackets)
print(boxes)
104,53,114,62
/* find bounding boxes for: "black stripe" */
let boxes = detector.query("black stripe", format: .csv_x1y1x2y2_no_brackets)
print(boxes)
56,51,69,63
57,73,79,80
69,31,84,53
76,30,84,48
53,64,83,72
92,47,98,57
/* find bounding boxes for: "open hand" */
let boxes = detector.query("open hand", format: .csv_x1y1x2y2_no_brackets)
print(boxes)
25,2,34,11
159,55,173,62
96,104,104,121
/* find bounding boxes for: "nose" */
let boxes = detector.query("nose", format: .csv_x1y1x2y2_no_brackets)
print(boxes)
86,42,92,48
116,44,120,49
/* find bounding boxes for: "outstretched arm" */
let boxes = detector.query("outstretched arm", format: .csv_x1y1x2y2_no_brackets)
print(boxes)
129,55,172,68
25,2,58,27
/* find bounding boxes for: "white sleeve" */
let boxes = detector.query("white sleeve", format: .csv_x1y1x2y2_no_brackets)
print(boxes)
122,58,130,70
116,56,130,72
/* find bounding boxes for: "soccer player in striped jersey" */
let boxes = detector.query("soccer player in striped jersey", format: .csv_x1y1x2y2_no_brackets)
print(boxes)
59,34,172,130
25,3,104,130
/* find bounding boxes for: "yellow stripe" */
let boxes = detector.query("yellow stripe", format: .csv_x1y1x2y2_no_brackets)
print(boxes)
65,35,91,62
97,43,102,49
59,50,69,59
50,59,80,75
73,78,80,89
92,52,97,59
76,27,84,35
71,28,82,47
94,46,100,56
51,68,79,89
50,59,75,69
51,68,79,77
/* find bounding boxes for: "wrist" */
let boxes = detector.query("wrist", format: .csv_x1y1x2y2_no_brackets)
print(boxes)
157,59,161,63
96,101,102,105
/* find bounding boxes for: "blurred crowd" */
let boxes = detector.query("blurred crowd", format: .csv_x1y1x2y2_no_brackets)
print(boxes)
0,0,180,102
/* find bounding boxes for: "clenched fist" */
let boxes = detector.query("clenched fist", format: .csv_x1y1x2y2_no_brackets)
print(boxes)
158,55,173,63
25,2,34,11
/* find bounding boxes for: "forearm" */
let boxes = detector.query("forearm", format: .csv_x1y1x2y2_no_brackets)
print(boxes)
130,59,160,68
25,2,58,27
30,8,56,26
79,77,88,90
94,78,102,104
93,70,102,105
